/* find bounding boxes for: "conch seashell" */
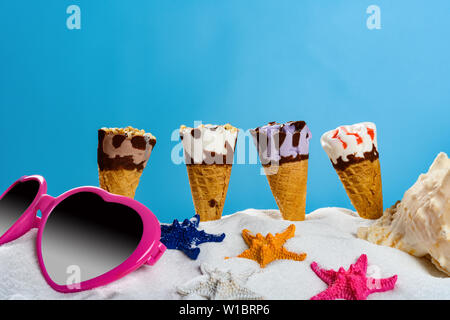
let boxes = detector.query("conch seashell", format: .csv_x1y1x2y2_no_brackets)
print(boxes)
357,152,450,276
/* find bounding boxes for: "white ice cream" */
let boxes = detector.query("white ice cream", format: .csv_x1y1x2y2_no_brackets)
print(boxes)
321,122,378,164
358,152,450,276
180,124,239,164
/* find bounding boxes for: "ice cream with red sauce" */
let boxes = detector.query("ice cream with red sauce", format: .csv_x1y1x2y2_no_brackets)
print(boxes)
321,122,383,219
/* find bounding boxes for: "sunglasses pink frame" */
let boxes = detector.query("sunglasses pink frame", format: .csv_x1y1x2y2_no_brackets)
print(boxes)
0,175,166,293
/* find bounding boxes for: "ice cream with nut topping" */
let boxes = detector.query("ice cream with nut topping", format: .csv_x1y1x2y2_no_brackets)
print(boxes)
97,126,156,198
179,124,239,222
250,121,312,221
320,122,383,219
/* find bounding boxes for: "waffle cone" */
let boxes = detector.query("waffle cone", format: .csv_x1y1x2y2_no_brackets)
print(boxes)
186,164,232,221
335,158,383,219
264,160,308,221
98,168,143,199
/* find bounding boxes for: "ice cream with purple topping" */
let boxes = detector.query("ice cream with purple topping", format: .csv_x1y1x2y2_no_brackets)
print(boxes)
250,121,312,221
250,121,311,166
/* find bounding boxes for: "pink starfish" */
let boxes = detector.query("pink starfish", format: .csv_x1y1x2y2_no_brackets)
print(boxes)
310,254,397,300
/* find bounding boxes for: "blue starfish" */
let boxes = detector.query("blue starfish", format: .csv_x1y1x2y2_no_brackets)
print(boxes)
160,215,226,260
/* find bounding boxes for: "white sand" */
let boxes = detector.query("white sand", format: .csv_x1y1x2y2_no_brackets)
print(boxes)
0,207,448,300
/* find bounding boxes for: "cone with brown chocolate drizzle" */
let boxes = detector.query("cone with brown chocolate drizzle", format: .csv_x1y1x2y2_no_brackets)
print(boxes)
321,122,383,219
251,121,312,221
180,124,239,221
97,127,156,198
333,148,383,219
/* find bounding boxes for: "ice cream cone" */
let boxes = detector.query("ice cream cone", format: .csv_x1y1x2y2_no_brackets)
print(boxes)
186,164,233,221
99,168,143,199
180,124,239,221
250,121,312,221
335,158,383,219
264,160,308,221
97,126,156,199
321,122,383,219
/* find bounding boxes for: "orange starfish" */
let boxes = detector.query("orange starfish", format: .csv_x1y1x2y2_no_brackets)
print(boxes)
226,224,307,268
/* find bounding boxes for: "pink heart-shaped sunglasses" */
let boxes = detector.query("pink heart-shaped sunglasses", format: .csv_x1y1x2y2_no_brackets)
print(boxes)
0,175,166,293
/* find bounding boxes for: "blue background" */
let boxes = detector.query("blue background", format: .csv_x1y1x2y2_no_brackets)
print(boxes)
1,1,449,222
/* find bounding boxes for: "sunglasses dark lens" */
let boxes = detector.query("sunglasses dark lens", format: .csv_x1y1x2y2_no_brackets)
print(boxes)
0,180,40,236
41,192,143,286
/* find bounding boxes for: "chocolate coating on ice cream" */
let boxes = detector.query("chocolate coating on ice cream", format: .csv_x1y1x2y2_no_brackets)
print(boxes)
98,127,156,171
112,135,127,148
331,144,379,171
180,124,239,165
321,122,379,171
250,121,311,166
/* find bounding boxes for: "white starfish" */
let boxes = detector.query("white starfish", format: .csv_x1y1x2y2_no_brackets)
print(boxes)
177,264,264,300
